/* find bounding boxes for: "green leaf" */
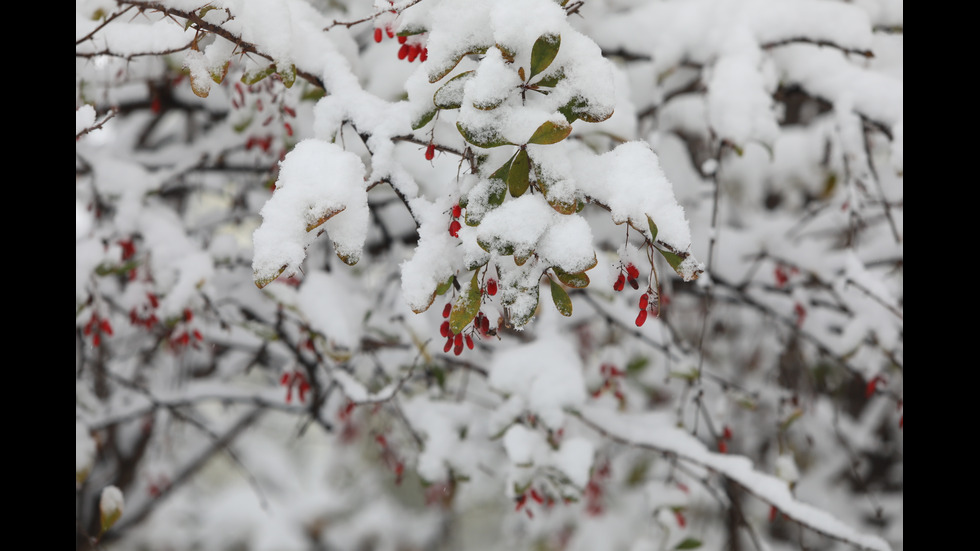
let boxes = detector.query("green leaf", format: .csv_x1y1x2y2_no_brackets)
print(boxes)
675,538,702,550
558,96,613,124
514,249,533,266
241,64,277,85
457,122,514,149
646,216,659,243
552,266,590,288
550,278,573,316
450,271,483,334
487,177,507,208
435,275,455,296
508,149,530,197
429,45,491,83
657,247,685,270
412,108,437,130
434,70,474,110
529,34,561,79
533,68,565,88
279,64,296,88
528,120,572,145
507,287,540,328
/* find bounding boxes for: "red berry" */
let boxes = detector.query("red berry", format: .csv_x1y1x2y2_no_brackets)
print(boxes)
397,35,407,44
452,203,461,218
718,440,728,454
425,143,435,160
397,44,409,59
487,278,497,296
481,315,490,334
638,294,648,310
626,263,639,280
454,333,464,355
385,26,394,39
443,303,452,318
613,274,625,292
635,309,648,327
92,333,101,347
420,48,428,62
722,425,733,440
444,335,453,353
465,334,474,349
769,506,779,522
674,510,687,528
628,277,639,290
374,28,383,43
284,122,293,137
449,220,461,238
440,321,450,337
530,489,544,504
100,319,113,336
407,45,419,62
774,265,789,287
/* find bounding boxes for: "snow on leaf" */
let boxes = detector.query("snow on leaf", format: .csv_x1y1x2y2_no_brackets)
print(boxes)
252,140,367,288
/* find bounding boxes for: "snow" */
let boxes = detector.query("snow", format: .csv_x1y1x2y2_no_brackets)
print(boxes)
252,140,368,285
100,485,125,516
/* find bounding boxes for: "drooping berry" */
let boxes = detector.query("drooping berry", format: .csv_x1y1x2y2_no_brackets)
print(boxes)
486,278,497,296
420,48,428,62
481,315,490,334
397,35,407,44
722,425,733,440
628,277,639,290
613,274,625,292
440,321,450,337
638,294,649,310
444,334,454,353
635,309,648,327
407,45,420,62
717,440,728,454
385,26,394,39
452,203,461,218
454,333,464,355
449,220,461,237
443,303,452,318
374,28,383,43
397,44,409,59
626,263,640,280
465,334,474,350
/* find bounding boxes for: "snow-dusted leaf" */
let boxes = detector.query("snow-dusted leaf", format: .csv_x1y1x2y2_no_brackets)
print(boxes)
508,148,530,197
527,120,572,145
550,277,572,316
529,33,561,79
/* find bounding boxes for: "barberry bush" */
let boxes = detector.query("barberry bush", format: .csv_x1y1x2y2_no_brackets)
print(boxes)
77,1,902,550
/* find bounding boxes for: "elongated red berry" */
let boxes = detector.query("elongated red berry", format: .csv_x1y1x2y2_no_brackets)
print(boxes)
481,315,490,334
440,321,450,337
397,35,407,44
613,274,625,292
374,28,383,43
639,294,649,310
465,334,474,350
407,45,419,62
487,278,497,296
449,220,461,237
635,309,648,327
385,26,394,38
628,277,639,290
444,334,453,353
420,48,428,62
626,263,640,280
397,44,409,59
443,303,452,318
452,203,461,218
454,333,464,355
722,425,733,440
718,440,728,454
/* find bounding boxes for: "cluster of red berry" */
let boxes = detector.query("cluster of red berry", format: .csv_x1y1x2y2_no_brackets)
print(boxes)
82,313,113,347
514,487,551,519
591,362,626,406
375,433,405,485
717,424,733,454
129,292,160,330
448,203,462,238
584,460,611,516
374,25,428,63
612,262,661,327
169,308,204,350
612,262,640,292
280,370,311,403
